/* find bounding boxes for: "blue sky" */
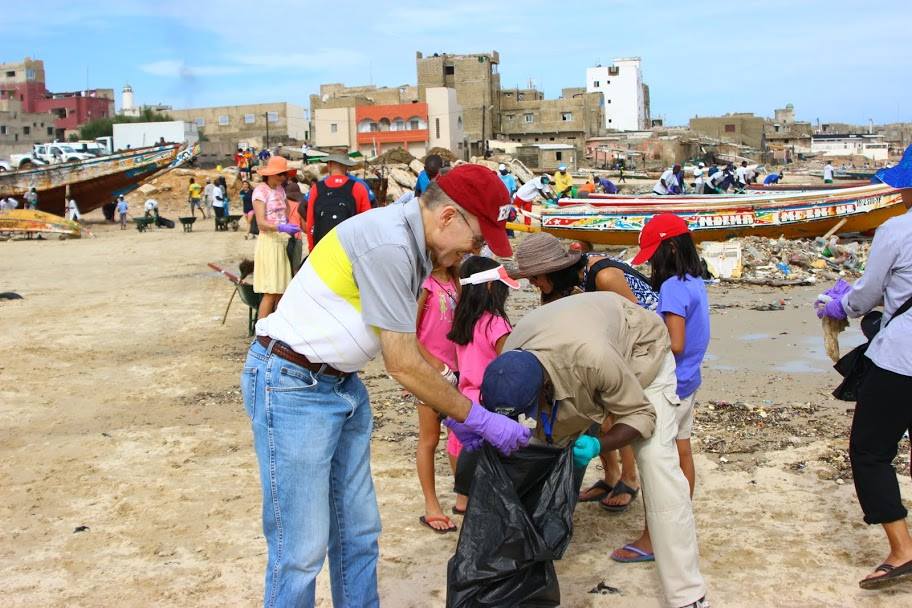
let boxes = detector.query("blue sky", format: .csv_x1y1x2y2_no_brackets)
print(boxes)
2,0,910,126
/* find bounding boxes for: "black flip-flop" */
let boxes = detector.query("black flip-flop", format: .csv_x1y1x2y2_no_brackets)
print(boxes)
579,480,614,503
859,559,912,589
452,506,467,516
600,480,639,513
419,515,457,534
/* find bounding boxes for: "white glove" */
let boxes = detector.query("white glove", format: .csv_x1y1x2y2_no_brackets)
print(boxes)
440,364,458,386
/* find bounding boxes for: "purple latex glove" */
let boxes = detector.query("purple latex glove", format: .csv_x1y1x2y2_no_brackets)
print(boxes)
816,297,847,320
443,417,484,452
815,279,851,319
462,402,531,455
276,222,300,235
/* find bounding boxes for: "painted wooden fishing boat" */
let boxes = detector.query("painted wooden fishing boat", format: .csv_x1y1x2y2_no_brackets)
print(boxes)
746,180,869,191
0,209,82,238
0,143,199,217
539,183,908,245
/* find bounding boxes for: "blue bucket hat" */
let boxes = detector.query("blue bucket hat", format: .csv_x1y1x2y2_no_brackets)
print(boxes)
480,350,544,419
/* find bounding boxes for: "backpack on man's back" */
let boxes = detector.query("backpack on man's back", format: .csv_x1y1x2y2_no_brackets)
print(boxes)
312,179,357,246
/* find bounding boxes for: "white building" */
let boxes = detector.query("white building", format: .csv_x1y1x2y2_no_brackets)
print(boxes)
811,133,888,161
120,84,140,117
426,87,465,154
585,58,648,131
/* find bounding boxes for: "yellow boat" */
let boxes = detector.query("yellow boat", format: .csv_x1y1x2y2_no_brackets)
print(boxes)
0,209,82,238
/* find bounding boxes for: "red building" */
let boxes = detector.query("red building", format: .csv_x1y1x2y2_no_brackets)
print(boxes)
0,58,114,139
355,102,429,157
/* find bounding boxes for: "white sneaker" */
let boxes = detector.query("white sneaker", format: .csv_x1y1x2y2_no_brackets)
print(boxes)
680,597,710,608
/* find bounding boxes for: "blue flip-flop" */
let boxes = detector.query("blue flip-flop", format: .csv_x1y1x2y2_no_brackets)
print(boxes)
611,543,655,563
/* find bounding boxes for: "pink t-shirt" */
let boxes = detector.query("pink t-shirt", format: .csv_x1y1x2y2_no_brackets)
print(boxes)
417,275,458,371
456,312,512,403
253,183,287,224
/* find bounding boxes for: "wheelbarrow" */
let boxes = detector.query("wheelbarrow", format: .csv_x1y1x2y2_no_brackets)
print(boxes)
133,217,155,232
179,216,197,232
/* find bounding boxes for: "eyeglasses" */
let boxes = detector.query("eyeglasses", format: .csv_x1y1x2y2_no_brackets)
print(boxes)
455,209,486,250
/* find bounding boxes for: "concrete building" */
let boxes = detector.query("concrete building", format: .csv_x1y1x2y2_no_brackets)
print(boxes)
689,113,766,150
0,57,114,140
169,102,308,148
497,87,603,149
416,51,501,154
0,98,58,157
310,83,418,112
426,87,465,153
312,87,464,158
811,133,888,161
515,143,577,172
586,58,650,131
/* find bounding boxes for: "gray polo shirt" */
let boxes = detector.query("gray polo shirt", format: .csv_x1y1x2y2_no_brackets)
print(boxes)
257,199,432,372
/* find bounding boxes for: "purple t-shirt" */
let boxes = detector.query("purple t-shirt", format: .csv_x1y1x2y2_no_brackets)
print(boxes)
658,275,710,398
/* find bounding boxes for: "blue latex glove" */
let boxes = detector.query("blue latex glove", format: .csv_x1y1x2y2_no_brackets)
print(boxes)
572,435,602,468
460,402,531,455
276,222,300,235
443,417,484,452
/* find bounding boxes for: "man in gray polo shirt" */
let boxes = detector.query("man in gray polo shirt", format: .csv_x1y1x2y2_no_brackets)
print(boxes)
241,164,529,608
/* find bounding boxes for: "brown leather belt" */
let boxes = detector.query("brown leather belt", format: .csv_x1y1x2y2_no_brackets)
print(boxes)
256,335,348,377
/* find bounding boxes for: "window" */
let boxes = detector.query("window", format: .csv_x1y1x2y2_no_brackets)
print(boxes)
0,126,5,134
724,124,736,133
392,118,405,131
267,111,279,123
218,115,229,126
244,113,255,124
606,99,611,104
435,118,440,139
524,113,534,124
23,126,30,135
410,118,420,130
445,65,455,75
195,117,205,127
608,119,612,123
47,126,53,135
5,71,14,77
517,93,525,101
26,69,36,81
330,123,338,134
555,151,563,161
549,137,555,141
378,118,391,131
561,112,572,121
593,81,600,87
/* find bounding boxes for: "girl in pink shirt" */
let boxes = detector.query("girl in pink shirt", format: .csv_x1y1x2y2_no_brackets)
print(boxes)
446,256,519,510
415,262,461,533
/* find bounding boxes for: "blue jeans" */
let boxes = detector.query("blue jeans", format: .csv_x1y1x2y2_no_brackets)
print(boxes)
241,339,381,608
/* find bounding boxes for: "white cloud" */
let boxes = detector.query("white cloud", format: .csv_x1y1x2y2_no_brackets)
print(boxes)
140,60,242,78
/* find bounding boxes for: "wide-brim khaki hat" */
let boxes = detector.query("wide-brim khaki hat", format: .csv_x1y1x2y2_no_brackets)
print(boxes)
510,233,581,278
324,154,360,168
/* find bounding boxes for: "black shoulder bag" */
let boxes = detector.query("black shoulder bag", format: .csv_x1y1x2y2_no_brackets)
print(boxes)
833,295,912,401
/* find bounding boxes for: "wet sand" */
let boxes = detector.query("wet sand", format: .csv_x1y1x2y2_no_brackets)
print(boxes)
1,211,910,607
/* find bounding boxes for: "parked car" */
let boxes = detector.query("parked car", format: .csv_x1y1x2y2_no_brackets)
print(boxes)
32,143,93,164
0,160,11,172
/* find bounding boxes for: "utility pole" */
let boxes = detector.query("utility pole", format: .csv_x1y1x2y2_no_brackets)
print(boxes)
265,112,270,148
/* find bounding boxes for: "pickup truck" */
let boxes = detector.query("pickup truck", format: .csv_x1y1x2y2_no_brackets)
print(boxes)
32,143,94,164
3,154,48,170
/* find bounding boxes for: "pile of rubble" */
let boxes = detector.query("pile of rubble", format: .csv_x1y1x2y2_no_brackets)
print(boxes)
716,235,870,285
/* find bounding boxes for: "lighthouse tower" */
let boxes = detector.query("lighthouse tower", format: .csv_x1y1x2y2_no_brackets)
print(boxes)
121,84,139,117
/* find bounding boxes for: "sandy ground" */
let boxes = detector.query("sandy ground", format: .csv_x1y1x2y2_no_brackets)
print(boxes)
2,209,911,608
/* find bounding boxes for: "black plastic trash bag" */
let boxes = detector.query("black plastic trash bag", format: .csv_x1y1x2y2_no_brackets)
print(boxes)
446,443,578,608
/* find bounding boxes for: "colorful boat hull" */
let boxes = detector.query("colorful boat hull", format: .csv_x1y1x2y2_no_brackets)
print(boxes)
0,209,82,238
0,143,198,217
540,184,908,245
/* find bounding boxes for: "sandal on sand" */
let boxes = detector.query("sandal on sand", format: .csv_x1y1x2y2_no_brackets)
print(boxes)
859,559,912,590
611,544,654,563
419,515,457,534
600,480,639,513
579,480,613,502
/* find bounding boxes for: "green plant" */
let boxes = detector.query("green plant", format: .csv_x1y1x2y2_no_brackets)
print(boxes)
78,108,173,140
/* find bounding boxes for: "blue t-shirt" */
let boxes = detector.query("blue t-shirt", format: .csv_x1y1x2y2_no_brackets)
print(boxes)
598,178,618,194
499,173,517,194
348,174,376,203
116,201,128,214
763,173,781,185
658,275,710,398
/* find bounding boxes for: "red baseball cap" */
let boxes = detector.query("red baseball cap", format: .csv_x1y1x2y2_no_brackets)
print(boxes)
435,164,513,257
631,213,690,265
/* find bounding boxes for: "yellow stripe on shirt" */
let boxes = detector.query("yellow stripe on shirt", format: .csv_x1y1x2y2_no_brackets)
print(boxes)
308,229,362,313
